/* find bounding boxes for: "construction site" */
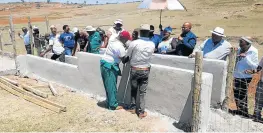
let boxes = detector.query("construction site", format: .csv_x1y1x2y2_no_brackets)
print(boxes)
1,0,263,132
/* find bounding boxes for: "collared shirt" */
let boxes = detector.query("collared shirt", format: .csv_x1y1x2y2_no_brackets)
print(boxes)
59,32,75,48
20,31,30,46
88,31,101,54
102,39,126,64
193,38,232,60
234,46,258,78
49,33,64,55
126,37,155,68
181,31,197,49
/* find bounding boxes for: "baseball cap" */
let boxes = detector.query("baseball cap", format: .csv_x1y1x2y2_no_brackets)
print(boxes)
120,31,131,40
164,26,172,33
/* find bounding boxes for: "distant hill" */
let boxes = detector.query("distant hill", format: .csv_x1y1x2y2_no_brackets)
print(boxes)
0,0,142,4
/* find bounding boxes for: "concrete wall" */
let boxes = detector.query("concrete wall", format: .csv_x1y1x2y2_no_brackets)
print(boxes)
45,53,78,65
17,53,213,132
150,54,227,107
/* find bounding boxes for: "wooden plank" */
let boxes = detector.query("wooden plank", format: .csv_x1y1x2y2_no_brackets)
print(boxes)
28,16,34,55
0,82,61,113
21,84,48,98
49,82,58,96
32,85,49,88
0,78,66,112
0,76,18,86
191,51,203,132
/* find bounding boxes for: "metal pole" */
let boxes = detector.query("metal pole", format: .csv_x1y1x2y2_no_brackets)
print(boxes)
191,51,203,132
28,16,34,55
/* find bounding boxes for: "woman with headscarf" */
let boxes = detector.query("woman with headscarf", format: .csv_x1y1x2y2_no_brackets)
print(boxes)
157,26,177,54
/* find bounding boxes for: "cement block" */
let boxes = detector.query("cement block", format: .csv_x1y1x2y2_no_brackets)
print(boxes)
150,54,227,106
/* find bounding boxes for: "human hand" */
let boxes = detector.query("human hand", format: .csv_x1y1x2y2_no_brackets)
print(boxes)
178,36,183,41
40,52,45,57
18,32,21,36
238,53,246,57
161,50,166,54
189,54,195,58
244,69,254,74
159,24,162,30
84,47,87,52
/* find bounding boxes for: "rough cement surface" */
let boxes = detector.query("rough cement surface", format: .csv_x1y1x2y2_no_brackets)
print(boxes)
46,53,78,65
0,55,15,72
150,54,227,107
17,53,213,132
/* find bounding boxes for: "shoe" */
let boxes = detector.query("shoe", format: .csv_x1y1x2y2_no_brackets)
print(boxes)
138,111,147,119
126,109,136,114
115,106,123,110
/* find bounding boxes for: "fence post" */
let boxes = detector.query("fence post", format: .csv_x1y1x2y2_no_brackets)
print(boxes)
9,15,18,71
28,16,34,55
222,48,237,111
191,51,203,132
45,16,49,33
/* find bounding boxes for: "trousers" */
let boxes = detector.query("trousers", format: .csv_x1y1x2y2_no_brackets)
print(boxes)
254,81,263,119
130,68,150,114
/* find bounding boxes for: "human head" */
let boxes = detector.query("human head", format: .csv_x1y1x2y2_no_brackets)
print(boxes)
33,26,39,34
163,26,172,40
132,30,139,40
72,27,79,34
119,30,131,44
210,27,225,43
182,22,192,34
139,24,151,38
85,26,96,35
63,25,70,32
22,27,28,33
149,25,154,36
50,25,57,34
239,36,252,50
114,19,123,31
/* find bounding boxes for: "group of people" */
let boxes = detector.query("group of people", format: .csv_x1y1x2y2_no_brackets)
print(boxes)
17,19,262,122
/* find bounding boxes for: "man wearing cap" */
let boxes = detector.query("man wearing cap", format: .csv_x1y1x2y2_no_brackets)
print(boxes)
18,27,31,54
72,28,89,56
84,26,101,54
59,25,75,56
175,22,197,56
189,27,232,60
32,26,42,56
100,30,131,110
124,24,155,119
105,19,124,47
40,25,65,62
232,36,258,117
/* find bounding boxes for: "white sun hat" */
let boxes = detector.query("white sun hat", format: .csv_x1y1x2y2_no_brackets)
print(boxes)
114,19,123,25
210,27,226,37
85,26,96,31
72,27,79,33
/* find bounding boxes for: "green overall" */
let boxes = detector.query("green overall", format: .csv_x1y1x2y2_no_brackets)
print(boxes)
100,59,121,110
87,32,101,54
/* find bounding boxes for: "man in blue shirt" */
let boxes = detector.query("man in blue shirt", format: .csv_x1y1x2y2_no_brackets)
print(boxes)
59,25,75,56
175,22,197,56
18,27,31,54
149,25,161,53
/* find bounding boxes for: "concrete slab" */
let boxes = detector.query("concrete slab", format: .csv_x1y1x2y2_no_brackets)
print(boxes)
150,54,227,107
45,53,78,65
0,56,15,72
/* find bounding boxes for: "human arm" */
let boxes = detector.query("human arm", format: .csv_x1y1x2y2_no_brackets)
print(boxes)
189,39,206,58
40,40,53,57
180,33,197,49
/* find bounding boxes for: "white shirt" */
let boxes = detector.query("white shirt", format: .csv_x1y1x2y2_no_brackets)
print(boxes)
234,45,258,78
49,34,65,55
126,37,155,68
108,27,124,42
102,39,126,64
193,38,232,60
158,37,173,51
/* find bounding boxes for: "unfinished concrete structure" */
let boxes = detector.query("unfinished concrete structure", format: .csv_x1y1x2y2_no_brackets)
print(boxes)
18,53,213,132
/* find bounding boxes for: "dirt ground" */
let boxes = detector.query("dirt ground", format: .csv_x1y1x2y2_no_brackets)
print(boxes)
0,75,178,132
0,0,263,55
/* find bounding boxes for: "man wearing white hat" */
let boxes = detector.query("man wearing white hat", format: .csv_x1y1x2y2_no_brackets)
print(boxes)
105,19,125,47
189,27,232,60
84,26,101,54
233,36,258,117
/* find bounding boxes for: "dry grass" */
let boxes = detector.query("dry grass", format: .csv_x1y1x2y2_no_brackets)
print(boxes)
0,75,174,132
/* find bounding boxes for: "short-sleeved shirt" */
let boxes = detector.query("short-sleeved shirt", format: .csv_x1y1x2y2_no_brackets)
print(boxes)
102,39,126,64
108,27,124,41
20,31,30,46
49,33,65,55
193,38,232,60
157,37,173,53
87,32,101,54
59,32,75,48
126,37,155,68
